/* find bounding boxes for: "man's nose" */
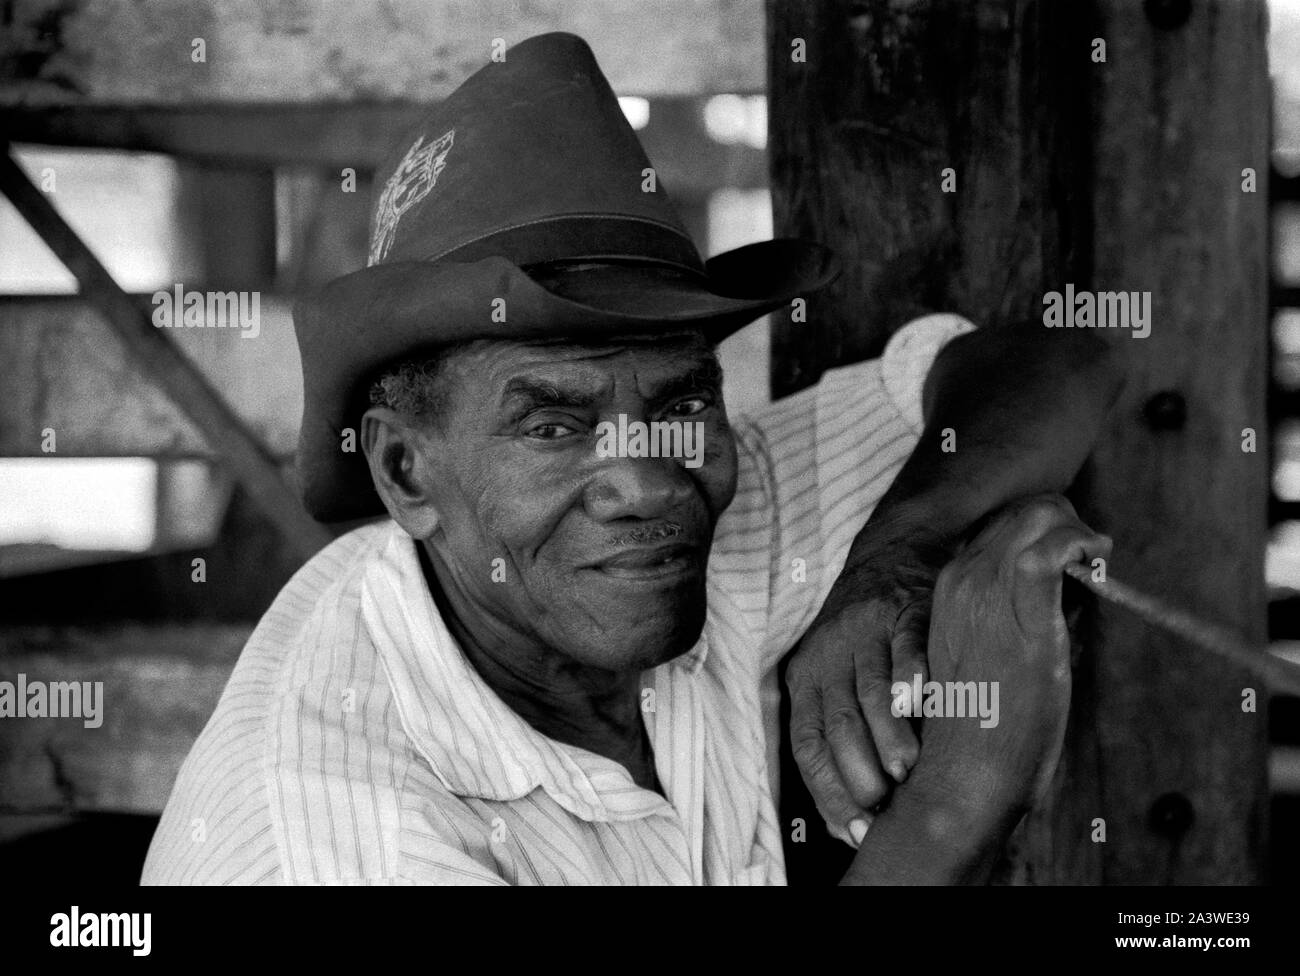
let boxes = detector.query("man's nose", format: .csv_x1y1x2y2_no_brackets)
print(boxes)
585,455,696,522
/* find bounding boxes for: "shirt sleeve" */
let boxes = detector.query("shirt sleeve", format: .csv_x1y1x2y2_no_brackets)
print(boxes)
711,313,976,672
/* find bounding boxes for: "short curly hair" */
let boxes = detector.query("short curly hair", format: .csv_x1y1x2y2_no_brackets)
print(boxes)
367,355,451,421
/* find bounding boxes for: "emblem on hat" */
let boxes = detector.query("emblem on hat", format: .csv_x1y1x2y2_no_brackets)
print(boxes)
369,129,455,266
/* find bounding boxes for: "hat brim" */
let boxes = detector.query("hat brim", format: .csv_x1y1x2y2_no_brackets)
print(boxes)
292,237,839,522
520,238,840,326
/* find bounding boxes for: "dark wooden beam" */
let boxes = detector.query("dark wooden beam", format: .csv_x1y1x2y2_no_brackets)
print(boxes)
1272,173,1300,202
0,104,423,170
767,0,1090,395
0,102,769,198
1274,285,1300,308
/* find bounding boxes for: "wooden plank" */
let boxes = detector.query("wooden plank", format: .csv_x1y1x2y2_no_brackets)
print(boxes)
0,483,313,611
0,102,770,199
0,104,425,170
1057,0,1271,884
0,625,247,813
0,0,765,106
0,296,301,458
768,0,1269,884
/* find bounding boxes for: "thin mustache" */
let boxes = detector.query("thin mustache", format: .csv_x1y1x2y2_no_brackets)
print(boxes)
605,521,684,548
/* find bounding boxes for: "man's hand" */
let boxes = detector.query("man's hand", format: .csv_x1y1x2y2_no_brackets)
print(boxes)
786,508,952,846
841,493,1111,884
919,493,1111,811
787,325,1124,847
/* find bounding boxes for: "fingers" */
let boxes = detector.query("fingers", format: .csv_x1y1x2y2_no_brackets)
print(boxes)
888,604,928,768
788,667,873,847
938,492,1110,671
1012,523,1112,636
825,671,891,806
853,617,923,783
1014,523,1112,580
960,494,1106,581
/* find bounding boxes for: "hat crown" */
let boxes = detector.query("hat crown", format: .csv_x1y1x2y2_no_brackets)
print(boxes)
368,32,702,274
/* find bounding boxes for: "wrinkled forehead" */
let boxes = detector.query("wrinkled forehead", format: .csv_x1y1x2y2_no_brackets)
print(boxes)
444,331,722,400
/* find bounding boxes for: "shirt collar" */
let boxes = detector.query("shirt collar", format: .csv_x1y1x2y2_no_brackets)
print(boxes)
359,521,704,821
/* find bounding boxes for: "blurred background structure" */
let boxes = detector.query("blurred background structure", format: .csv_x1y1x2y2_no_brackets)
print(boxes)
0,0,1297,884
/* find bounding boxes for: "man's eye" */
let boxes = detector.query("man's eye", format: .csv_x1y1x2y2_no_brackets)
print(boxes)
524,422,577,440
667,396,712,418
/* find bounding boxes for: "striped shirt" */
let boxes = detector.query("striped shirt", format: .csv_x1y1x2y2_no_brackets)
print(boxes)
141,313,974,885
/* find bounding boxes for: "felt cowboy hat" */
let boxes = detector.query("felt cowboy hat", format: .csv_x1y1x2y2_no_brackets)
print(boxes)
293,30,840,522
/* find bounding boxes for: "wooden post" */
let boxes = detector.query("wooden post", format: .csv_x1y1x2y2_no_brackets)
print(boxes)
768,0,1092,390
184,166,278,292
768,0,1269,883
1055,0,1271,885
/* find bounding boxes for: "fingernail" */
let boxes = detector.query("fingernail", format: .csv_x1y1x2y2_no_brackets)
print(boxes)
849,818,869,846
888,760,908,783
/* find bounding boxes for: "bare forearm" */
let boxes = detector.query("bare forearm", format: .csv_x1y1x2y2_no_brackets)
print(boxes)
873,326,1125,540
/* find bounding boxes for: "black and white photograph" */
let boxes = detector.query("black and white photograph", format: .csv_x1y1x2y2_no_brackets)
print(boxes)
0,0,1296,955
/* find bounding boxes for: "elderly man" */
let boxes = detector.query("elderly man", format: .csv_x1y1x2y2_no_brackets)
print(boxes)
142,32,1120,885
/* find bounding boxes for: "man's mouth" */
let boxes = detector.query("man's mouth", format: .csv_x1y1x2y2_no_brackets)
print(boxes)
585,542,698,581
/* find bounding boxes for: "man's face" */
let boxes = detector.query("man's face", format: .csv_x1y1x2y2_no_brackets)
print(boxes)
414,331,738,673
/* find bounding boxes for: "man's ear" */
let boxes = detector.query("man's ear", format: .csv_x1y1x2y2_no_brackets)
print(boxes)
360,406,441,539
